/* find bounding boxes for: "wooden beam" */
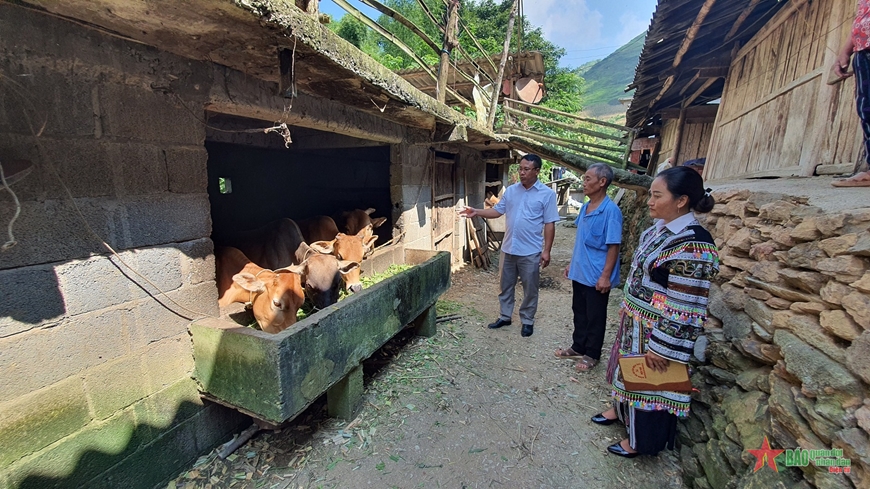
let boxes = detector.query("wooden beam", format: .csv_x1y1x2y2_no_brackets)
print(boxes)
674,0,717,68
481,149,511,160
436,0,459,103
487,0,518,129
359,0,440,54
724,0,763,42
506,127,624,164
502,106,628,142
697,66,730,78
659,105,719,120
508,136,653,191
671,107,686,165
649,0,717,110
678,72,701,96
506,98,633,131
682,77,720,108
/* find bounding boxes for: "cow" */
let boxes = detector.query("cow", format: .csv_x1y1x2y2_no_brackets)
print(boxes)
334,208,387,236
215,246,304,334
299,215,378,294
226,218,359,310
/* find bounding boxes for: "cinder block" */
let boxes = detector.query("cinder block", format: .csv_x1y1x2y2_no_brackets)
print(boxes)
0,66,96,139
402,185,431,208
57,255,135,316
105,142,168,196
124,246,183,301
0,198,124,270
5,411,140,489
0,376,90,468
0,307,133,403
0,263,65,336
99,83,205,145
132,378,204,443
131,281,217,348
123,194,211,248
99,404,247,489
140,334,195,393
177,238,216,286
166,147,208,194
84,354,149,421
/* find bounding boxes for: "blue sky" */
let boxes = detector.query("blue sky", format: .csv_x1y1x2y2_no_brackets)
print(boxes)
318,0,658,69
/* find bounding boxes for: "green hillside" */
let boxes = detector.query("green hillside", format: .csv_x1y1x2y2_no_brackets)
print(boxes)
580,32,646,117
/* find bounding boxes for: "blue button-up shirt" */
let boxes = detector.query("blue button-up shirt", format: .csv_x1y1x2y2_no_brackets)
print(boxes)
567,196,623,287
493,180,560,256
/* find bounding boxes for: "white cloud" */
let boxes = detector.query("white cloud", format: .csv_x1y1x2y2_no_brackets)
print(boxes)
523,0,604,50
615,12,649,45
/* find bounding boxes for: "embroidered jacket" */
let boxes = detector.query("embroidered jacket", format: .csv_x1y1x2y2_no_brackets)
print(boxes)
609,216,719,417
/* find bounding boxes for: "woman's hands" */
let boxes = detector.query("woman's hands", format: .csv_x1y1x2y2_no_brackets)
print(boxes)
645,350,669,373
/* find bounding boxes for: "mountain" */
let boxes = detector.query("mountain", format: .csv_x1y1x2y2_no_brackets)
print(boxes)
579,32,646,118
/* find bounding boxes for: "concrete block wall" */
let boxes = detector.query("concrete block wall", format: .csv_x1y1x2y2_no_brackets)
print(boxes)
393,143,433,251
0,5,247,488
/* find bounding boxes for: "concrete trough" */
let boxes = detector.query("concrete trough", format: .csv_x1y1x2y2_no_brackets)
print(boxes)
189,249,451,424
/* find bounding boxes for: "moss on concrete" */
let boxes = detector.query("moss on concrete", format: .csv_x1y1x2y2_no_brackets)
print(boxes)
0,376,91,468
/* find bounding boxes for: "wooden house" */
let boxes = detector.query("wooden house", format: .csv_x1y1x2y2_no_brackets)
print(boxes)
627,0,863,180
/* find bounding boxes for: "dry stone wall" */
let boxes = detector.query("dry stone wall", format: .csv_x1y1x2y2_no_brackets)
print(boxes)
681,188,870,489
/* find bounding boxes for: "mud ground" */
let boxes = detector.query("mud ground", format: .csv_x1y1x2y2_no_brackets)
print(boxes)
170,221,685,489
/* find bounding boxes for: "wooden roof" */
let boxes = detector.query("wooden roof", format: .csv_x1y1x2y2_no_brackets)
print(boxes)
396,51,545,106
626,0,787,127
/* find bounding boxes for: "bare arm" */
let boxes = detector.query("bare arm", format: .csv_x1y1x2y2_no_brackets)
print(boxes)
834,37,855,78
540,222,555,268
458,206,503,219
595,244,620,293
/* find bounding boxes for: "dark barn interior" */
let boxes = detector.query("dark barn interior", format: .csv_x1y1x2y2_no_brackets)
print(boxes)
204,115,393,246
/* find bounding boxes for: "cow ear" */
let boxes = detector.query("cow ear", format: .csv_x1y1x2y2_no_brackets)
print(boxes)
364,208,376,215
364,234,378,254
337,260,360,274
233,272,265,293
371,217,387,229
277,264,305,275
296,242,312,263
310,240,334,254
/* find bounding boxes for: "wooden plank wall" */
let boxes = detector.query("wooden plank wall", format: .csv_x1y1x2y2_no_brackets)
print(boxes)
705,0,861,180
656,120,713,166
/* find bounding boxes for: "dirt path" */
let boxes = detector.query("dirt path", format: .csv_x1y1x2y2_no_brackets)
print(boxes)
171,222,684,489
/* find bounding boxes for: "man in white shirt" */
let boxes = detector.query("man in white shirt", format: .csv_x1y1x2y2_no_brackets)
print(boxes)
459,154,560,337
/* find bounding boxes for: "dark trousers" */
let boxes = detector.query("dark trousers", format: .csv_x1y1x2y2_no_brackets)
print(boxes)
855,49,870,166
571,281,610,361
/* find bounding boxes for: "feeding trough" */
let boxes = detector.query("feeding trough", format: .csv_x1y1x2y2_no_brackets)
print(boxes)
190,249,450,425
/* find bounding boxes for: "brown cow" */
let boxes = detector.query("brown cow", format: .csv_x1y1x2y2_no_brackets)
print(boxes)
335,208,387,236
299,216,377,293
227,218,359,310
215,246,304,334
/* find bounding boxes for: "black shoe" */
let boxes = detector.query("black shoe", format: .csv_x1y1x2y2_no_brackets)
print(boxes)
521,324,533,337
591,413,617,426
607,442,639,458
488,318,511,329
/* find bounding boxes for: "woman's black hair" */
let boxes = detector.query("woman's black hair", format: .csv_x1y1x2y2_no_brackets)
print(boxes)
655,166,715,213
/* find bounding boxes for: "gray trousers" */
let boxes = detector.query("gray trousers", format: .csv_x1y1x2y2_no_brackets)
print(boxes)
498,251,541,325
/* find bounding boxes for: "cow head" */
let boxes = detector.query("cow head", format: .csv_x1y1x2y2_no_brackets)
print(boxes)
295,242,360,309
312,225,376,294
231,268,304,334
340,208,387,235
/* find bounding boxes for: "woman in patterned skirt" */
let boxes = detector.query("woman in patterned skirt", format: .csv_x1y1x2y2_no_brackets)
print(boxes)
591,165,719,458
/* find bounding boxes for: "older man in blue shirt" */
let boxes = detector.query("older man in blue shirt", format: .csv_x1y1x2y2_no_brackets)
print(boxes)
555,163,622,371
459,154,560,337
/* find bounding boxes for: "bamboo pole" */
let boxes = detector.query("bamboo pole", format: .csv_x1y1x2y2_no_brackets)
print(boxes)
503,106,628,143
486,0,519,129
505,98,633,131
359,0,441,54
505,127,624,165
501,122,624,153
332,0,472,108
436,0,460,103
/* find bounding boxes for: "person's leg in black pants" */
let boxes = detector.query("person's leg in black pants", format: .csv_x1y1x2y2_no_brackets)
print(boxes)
571,281,611,362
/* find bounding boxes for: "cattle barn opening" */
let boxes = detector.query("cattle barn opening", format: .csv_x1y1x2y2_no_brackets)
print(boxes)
204,113,393,248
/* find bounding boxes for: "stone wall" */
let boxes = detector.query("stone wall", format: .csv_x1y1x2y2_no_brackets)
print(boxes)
0,5,250,488
680,188,870,489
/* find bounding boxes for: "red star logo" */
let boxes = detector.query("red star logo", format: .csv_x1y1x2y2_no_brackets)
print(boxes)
747,436,785,472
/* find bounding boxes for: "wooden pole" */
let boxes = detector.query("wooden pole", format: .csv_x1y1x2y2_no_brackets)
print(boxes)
436,0,460,104
487,0,519,129
671,106,686,166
